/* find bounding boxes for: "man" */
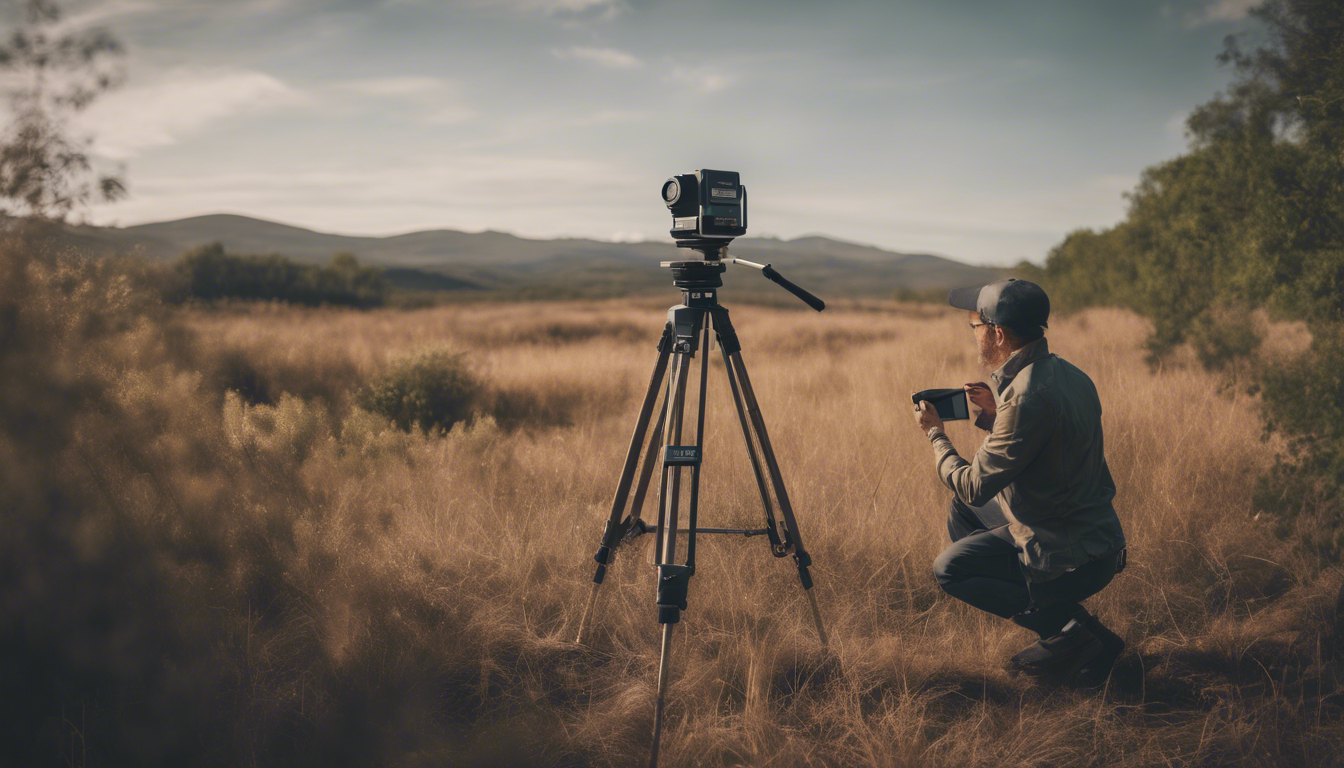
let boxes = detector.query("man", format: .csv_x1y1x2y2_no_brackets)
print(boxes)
913,278,1127,686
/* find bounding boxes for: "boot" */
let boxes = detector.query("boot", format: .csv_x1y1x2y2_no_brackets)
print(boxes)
1070,612,1124,688
1006,617,1102,681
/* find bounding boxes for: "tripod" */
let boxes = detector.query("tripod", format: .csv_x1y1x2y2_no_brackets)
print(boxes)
574,241,829,768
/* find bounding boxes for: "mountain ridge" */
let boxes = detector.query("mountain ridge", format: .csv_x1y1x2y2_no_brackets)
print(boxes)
68,213,1006,297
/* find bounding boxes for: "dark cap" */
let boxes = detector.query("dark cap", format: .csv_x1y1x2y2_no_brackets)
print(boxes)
948,278,1050,332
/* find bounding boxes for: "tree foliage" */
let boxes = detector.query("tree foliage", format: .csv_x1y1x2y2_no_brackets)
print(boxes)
0,0,126,220
1038,0,1344,557
173,244,389,308
356,349,480,435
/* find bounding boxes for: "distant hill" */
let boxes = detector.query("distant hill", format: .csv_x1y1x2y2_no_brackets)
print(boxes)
64,214,1006,300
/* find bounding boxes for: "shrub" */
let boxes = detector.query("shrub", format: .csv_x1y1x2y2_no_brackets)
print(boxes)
357,348,480,434
174,244,388,308
1256,321,1344,561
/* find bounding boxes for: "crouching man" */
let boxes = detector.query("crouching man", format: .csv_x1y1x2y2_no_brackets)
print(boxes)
913,278,1127,686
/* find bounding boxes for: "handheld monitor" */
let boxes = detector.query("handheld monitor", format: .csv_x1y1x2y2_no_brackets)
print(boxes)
911,388,970,421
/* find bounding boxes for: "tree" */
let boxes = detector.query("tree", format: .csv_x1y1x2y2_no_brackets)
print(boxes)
0,0,126,221
1038,0,1344,558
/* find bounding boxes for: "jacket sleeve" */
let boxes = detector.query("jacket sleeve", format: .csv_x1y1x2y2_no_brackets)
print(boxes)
931,392,1055,507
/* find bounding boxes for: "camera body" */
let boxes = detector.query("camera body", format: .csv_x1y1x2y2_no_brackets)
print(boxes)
661,169,747,240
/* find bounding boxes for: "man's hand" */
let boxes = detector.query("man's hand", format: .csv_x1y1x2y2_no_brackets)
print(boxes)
965,381,996,417
913,399,944,434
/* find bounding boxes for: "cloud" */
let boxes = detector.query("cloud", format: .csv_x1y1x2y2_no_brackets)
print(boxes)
1184,0,1260,26
666,66,736,94
51,0,155,33
424,104,479,126
77,68,306,160
332,77,477,124
1164,110,1189,139
551,46,643,70
92,153,646,236
339,76,448,97
424,0,626,22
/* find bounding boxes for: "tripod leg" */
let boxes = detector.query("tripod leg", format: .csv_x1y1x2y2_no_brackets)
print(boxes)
684,314,712,568
576,393,669,643
715,321,781,546
728,349,830,647
577,328,673,644
627,401,667,527
649,622,674,768
650,309,706,768
655,350,691,566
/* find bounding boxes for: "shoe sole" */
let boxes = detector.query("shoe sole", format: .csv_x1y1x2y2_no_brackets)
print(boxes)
1007,638,1104,683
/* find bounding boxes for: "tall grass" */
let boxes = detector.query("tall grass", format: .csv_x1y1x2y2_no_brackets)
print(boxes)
4,238,1342,767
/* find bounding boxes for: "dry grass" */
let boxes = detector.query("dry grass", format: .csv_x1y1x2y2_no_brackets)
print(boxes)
6,244,1344,767
180,297,1344,765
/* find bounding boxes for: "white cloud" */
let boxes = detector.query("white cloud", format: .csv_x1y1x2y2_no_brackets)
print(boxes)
424,104,479,126
768,172,1135,239
419,0,626,21
1185,0,1260,26
332,77,477,124
551,46,643,70
77,68,306,160
90,153,646,236
339,76,447,97
52,0,155,33
667,66,736,94
567,109,647,126
1164,110,1189,139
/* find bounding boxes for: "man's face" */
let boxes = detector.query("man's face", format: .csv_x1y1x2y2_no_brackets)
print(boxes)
971,310,1010,370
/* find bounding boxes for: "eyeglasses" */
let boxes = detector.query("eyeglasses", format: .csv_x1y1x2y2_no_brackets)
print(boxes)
969,321,994,330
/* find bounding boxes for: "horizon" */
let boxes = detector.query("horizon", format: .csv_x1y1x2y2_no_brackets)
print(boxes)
35,0,1264,266
109,210,994,262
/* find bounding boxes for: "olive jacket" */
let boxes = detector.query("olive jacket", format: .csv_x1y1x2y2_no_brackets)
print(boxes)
930,338,1126,581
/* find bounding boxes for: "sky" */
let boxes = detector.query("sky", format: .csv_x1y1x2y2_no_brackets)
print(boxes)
23,0,1266,265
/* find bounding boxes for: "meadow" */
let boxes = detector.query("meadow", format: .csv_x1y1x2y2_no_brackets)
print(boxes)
5,240,1344,766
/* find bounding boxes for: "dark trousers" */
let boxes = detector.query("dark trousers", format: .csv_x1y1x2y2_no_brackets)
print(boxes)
932,498,1118,638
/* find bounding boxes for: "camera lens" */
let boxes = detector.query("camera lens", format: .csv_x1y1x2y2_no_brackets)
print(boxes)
661,178,681,206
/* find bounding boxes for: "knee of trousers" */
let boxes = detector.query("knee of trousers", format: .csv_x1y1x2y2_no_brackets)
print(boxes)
931,546,959,589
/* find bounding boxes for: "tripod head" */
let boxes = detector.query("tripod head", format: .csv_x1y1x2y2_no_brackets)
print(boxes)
661,238,826,312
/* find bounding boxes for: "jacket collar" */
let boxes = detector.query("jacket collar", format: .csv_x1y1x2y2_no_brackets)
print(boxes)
990,337,1050,392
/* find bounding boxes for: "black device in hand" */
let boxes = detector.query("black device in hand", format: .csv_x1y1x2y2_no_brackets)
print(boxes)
911,388,970,421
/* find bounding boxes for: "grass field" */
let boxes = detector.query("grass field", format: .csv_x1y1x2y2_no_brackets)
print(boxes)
5,244,1344,767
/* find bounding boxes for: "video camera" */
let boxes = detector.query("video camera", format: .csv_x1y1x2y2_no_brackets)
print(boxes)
661,169,747,240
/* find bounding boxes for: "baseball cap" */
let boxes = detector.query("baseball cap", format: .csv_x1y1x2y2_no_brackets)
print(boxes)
948,278,1050,332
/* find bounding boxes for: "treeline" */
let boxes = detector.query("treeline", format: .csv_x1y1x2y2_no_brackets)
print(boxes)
172,243,389,307
1023,0,1344,559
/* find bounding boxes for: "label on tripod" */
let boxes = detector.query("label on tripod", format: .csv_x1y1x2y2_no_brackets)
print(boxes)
663,446,701,466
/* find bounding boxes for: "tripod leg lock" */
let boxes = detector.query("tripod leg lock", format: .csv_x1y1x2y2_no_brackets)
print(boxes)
794,550,815,590
591,517,637,584
656,563,693,624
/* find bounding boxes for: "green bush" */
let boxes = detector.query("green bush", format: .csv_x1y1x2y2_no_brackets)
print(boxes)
174,244,388,308
1256,322,1344,561
357,348,480,434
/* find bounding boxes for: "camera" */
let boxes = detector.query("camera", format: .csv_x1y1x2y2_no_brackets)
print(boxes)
661,169,747,240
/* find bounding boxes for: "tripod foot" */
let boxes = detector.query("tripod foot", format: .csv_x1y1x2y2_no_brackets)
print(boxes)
575,581,602,644
650,622,675,768
805,588,829,648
